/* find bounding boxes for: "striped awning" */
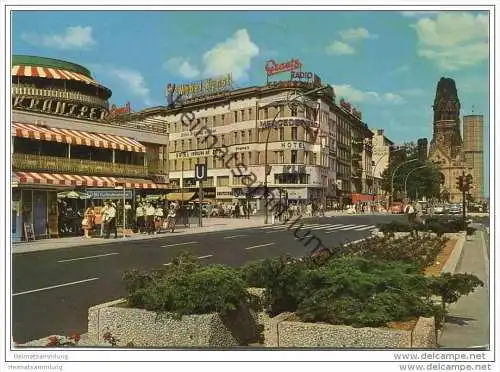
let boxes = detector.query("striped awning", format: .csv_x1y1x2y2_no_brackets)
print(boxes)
13,172,171,189
12,122,146,153
12,65,102,87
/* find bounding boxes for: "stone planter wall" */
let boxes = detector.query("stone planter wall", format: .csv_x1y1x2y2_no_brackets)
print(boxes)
88,299,259,347
262,314,436,348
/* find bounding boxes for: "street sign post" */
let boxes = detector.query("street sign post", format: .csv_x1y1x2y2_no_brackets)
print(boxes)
194,164,208,227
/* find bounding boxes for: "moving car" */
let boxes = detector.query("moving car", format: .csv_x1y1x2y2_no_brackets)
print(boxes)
390,202,404,214
433,205,445,214
448,204,462,215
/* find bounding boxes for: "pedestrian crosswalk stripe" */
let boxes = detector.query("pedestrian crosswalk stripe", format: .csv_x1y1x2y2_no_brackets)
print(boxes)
338,224,360,230
312,224,343,230
354,225,377,231
323,224,347,231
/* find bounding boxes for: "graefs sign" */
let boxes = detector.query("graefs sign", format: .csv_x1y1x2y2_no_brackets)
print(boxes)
13,96,108,121
265,59,302,76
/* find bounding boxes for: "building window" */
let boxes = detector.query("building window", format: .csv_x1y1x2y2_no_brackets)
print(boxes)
279,151,284,164
291,150,297,164
241,131,246,143
234,132,238,144
241,110,245,121
221,134,225,145
221,114,225,124
264,108,269,119
234,111,238,123
291,127,298,141
173,159,177,171
248,152,252,164
181,140,184,151
291,106,298,116
248,129,253,142
248,108,252,119
304,151,308,164
188,139,192,150
241,153,245,164
280,106,284,117
279,127,285,141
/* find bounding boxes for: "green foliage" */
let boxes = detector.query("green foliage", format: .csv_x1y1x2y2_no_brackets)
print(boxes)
378,218,467,238
122,251,249,317
427,272,484,313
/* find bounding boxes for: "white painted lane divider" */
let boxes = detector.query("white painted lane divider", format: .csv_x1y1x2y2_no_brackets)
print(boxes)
245,243,275,250
224,234,247,239
57,252,119,263
13,277,100,296
160,241,199,247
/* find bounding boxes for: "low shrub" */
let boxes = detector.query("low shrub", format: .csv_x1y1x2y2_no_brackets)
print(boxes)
123,251,249,317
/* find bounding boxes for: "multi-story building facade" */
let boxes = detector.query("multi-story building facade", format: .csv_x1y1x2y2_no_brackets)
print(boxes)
11,55,170,241
371,128,395,197
125,78,374,209
462,115,484,201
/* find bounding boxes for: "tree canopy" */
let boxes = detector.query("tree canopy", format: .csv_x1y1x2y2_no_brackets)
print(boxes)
380,141,441,201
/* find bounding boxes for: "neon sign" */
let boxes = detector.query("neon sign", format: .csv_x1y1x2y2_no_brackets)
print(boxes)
265,59,302,76
291,71,314,80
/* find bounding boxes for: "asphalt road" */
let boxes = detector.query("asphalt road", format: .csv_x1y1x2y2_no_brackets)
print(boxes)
12,214,404,343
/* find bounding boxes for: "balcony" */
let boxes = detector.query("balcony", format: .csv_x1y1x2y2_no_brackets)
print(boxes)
12,86,109,109
13,153,149,178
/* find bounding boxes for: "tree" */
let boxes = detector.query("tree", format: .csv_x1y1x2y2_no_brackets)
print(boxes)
380,142,441,201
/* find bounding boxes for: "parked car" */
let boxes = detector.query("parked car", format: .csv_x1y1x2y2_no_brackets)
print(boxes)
433,205,445,214
449,204,462,215
390,202,404,214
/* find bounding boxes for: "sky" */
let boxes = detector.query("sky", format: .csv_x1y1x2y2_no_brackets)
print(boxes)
11,9,490,196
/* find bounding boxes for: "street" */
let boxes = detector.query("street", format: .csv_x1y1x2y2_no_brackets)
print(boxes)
12,214,402,343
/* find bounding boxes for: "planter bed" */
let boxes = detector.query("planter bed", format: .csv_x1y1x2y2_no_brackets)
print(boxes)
88,298,260,348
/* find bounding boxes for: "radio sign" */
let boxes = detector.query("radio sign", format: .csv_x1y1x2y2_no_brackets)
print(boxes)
265,58,302,76
291,71,313,80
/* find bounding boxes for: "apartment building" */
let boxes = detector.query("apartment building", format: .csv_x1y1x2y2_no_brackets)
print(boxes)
128,78,374,208
371,128,395,197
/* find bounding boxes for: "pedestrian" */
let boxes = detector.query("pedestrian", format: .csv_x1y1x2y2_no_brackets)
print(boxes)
145,202,156,234
82,207,95,238
136,203,145,233
99,202,109,237
405,202,416,225
154,204,164,234
103,202,118,239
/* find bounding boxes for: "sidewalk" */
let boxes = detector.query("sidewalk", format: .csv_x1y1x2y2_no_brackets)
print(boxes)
439,229,490,348
12,216,266,254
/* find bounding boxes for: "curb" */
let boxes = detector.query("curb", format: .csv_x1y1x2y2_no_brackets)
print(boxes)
440,232,466,274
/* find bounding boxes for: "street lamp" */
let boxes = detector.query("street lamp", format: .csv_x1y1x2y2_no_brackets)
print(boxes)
260,85,329,224
404,165,427,198
114,183,126,239
390,158,419,208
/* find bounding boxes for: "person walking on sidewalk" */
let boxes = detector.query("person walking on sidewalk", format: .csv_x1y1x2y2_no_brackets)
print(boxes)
145,202,156,234
135,203,145,233
103,202,118,239
154,204,164,234
99,203,109,237
82,207,95,239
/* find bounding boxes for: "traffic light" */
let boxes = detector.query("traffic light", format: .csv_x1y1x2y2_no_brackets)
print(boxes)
456,175,464,192
456,173,473,192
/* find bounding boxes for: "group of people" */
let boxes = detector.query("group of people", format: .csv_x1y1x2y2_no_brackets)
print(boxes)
81,201,119,239
135,201,178,234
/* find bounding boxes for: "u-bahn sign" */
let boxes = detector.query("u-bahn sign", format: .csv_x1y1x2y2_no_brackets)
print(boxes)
194,164,208,181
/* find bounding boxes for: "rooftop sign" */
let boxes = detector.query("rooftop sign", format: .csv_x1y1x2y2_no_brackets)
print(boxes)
166,74,232,104
265,59,302,76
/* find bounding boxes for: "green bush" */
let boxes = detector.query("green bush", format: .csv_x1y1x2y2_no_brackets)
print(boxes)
122,252,249,317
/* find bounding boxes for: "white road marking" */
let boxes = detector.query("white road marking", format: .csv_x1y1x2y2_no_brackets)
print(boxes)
323,224,349,231
325,225,356,234
160,241,199,247
265,230,285,234
338,224,358,230
57,252,119,263
163,262,173,266
197,255,214,259
13,278,99,296
309,224,343,230
224,234,247,239
245,243,275,250
354,225,376,231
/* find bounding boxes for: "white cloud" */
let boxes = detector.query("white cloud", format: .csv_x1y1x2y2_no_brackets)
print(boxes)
163,29,259,81
202,29,259,81
163,57,200,79
334,84,405,105
338,28,378,41
412,12,489,70
21,26,96,50
325,41,355,55
91,64,152,105
326,27,377,56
